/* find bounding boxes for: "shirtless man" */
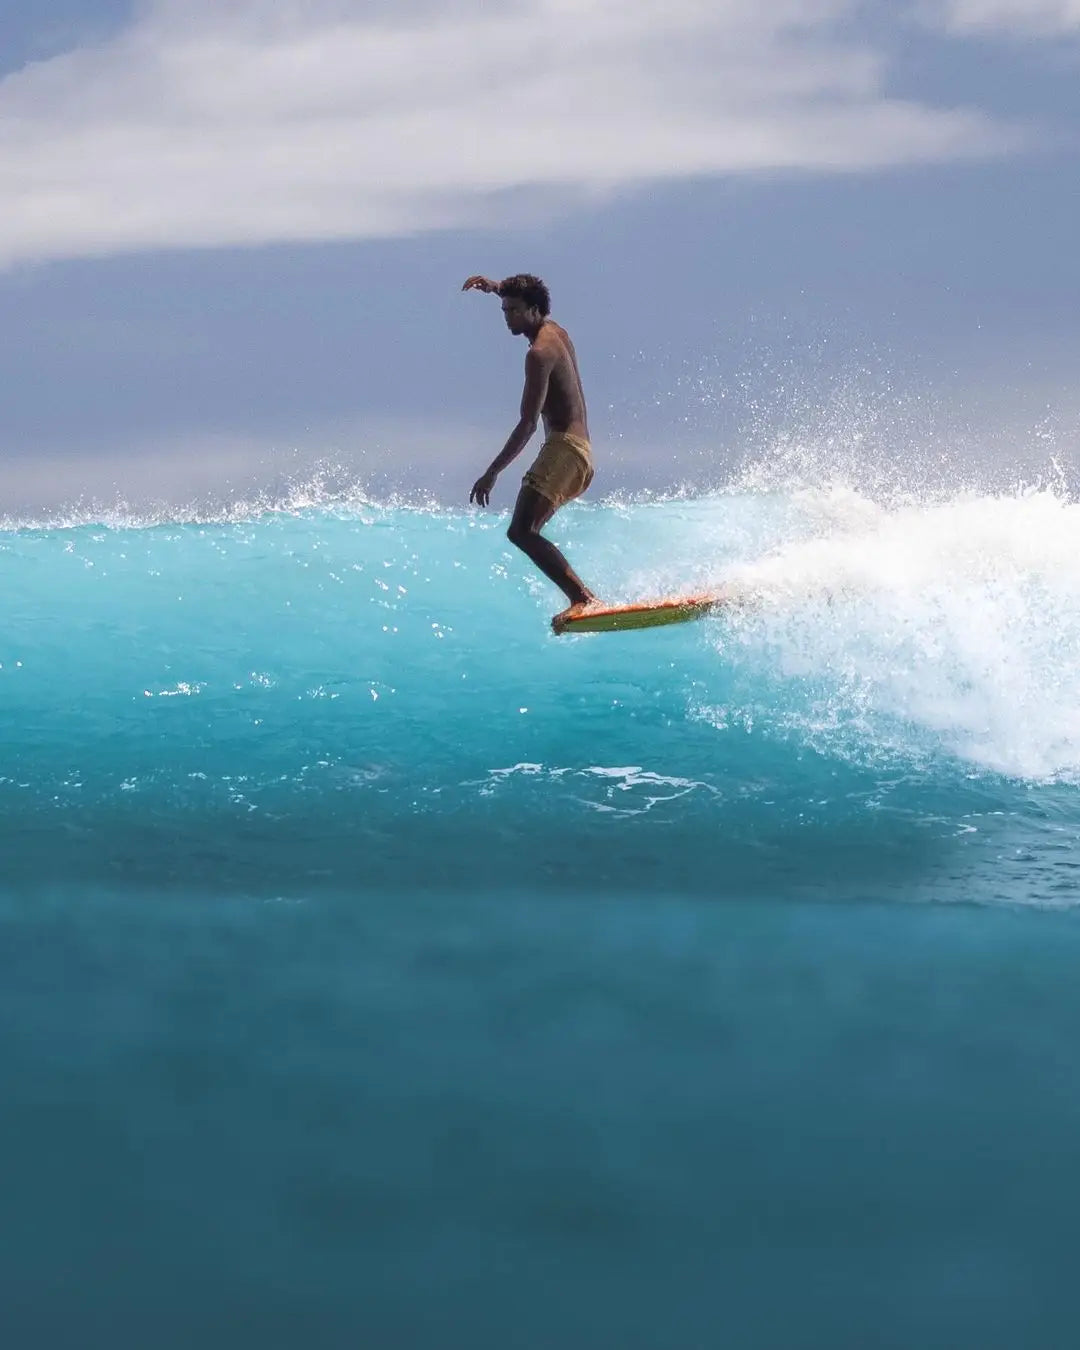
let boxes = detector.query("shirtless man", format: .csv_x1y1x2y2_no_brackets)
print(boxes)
463,272,599,632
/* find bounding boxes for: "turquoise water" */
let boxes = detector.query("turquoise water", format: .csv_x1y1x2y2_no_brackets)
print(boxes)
3,485,1080,1346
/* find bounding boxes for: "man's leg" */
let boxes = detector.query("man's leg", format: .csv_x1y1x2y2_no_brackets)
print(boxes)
507,486,596,607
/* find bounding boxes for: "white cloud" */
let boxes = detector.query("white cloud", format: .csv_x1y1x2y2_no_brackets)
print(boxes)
0,0,1022,267
924,0,1080,35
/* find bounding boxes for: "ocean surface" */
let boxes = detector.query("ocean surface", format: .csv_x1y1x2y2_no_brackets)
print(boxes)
3,480,1080,1348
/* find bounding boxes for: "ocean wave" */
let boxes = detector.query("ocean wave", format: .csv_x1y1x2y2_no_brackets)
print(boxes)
2,478,1080,900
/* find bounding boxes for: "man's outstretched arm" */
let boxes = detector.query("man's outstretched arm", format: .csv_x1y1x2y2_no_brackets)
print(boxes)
462,275,501,294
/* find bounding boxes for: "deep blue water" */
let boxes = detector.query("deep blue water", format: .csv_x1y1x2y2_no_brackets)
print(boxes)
3,486,1080,1347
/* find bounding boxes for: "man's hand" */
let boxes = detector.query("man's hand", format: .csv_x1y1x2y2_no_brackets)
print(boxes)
462,276,500,295
470,470,497,507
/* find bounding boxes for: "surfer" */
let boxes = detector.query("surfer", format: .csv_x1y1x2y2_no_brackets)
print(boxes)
462,272,599,633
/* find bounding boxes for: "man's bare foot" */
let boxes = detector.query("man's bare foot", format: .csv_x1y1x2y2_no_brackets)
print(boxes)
551,599,599,635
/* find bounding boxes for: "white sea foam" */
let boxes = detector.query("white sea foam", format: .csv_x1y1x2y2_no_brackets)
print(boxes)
697,485,1080,781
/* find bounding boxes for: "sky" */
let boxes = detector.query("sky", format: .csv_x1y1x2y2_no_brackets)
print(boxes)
1,0,1079,512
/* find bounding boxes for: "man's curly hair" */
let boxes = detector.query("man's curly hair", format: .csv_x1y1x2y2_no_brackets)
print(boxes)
498,274,551,317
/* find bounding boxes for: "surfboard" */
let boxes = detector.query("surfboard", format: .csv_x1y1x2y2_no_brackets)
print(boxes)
553,593,720,635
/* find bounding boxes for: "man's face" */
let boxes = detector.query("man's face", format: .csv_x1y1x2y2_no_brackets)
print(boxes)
501,296,533,335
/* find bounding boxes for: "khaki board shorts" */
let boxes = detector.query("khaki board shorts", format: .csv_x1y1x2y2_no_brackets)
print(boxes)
522,432,594,510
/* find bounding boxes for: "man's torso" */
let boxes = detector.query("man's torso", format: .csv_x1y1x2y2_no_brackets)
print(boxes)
535,321,589,444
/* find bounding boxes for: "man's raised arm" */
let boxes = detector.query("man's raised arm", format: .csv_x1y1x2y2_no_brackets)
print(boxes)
461,275,501,294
